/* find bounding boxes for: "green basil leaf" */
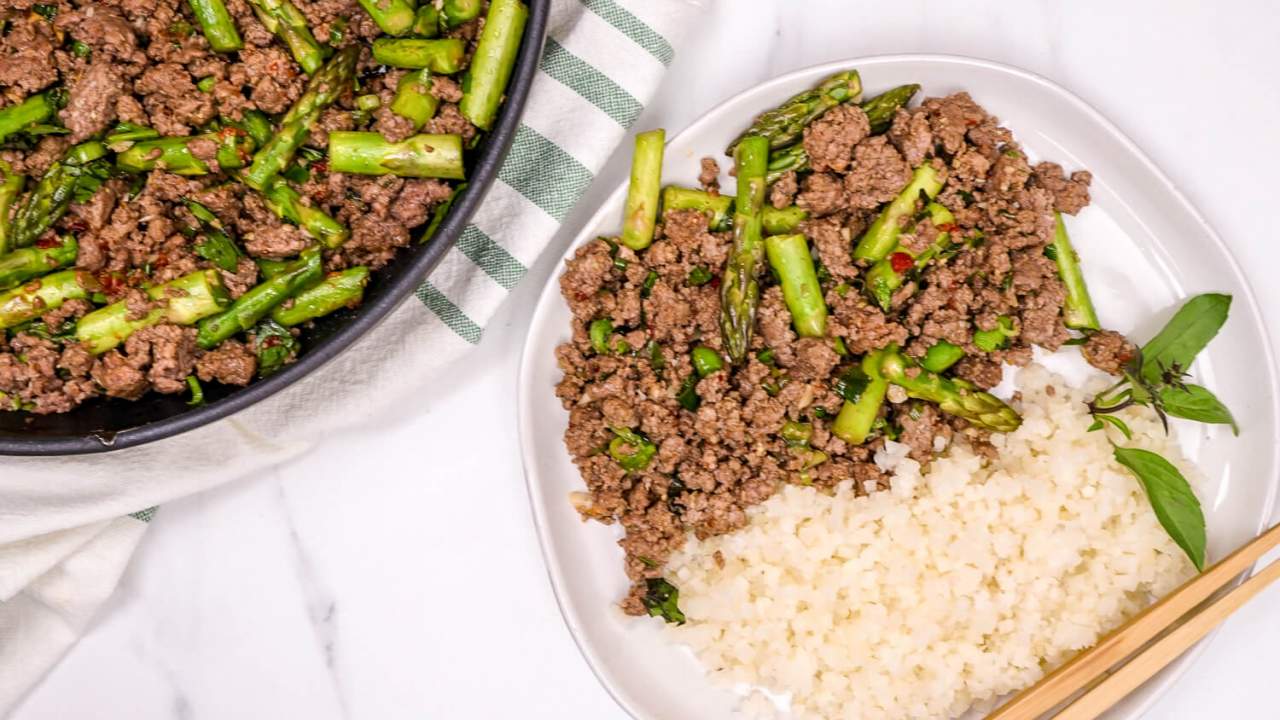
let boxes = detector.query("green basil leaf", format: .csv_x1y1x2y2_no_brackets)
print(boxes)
1140,294,1231,383
1160,384,1238,435
1113,447,1206,571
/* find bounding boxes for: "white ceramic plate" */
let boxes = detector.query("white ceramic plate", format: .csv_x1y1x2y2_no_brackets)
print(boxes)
517,55,1280,719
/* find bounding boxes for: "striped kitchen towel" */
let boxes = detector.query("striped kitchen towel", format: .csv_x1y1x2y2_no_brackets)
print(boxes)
0,0,703,714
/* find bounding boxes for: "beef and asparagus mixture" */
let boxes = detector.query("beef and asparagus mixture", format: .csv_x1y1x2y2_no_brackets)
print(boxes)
0,0,527,412
554,72,1139,616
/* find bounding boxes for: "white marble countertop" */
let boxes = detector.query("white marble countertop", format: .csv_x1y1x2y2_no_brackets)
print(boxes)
12,1,1280,717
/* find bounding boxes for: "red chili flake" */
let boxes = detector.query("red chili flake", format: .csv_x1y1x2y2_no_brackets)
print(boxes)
709,276,721,290
965,117,979,127
64,218,88,233
937,223,959,234
312,160,328,174
890,252,914,273
34,235,61,248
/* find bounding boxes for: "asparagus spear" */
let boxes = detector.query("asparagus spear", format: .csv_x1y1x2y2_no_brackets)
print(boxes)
117,129,257,175
328,132,465,179
356,0,416,36
459,0,528,130
619,129,664,250
261,179,349,248
863,202,955,310
197,247,322,348
853,163,944,262
9,141,108,250
831,350,890,445
0,162,24,256
0,235,77,291
662,186,731,230
861,83,921,134
921,341,964,373
390,69,440,130
1050,212,1100,330
105,122,161,148
0,90,65,145
762,84,921,185
660,186,808,235
0,269,96,330
764,206,808,236
245,0,325,74
272,266,369,326
764,143,807,186
188,0,243,51
412,4,441,37
876,349,1022,432
764,233,826,337
726,70,862,155
441,0,484,27
242,46,359,191
372,38,466,73
77,270,231,354
719,136,769,364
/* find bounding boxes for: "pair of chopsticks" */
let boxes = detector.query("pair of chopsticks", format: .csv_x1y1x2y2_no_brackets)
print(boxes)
988,522,1280,720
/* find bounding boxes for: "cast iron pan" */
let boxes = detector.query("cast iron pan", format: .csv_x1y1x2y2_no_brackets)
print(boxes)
0,0,550,455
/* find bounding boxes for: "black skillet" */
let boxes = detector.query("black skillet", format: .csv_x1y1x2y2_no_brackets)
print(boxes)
0,0,550,455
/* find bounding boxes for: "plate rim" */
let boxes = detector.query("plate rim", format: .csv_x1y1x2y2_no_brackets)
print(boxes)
517,52,1280,720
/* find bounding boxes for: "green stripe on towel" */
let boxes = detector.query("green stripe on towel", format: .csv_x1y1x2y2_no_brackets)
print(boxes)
541,39,643,127
580,0,674,65
415,282,484,344
499,124,595,222
456,225,527,290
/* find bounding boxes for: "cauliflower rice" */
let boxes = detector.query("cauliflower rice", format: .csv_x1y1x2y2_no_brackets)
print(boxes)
663,365,1200,720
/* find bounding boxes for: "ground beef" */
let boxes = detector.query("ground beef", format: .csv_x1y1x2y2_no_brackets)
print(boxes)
888,107,931,166
1082,330,1136,375
1033,162,1093,215
769,170,798,209
803,104,869,174
134,63,216,135
429,75,464,103
61,62,125,142
698,157,720,193
0,14,59,98
196,339,257,385
245,224,310,259
843,136,912,210
795,172,846,217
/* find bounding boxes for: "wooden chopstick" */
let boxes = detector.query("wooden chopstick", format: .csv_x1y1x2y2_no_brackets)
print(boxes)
987,522,1280,720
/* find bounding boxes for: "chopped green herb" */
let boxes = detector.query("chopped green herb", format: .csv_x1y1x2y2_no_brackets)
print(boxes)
833,365,870,403
641,577,685,625
32,4,57,19
676,374,699,411
687,266,713,286
641,270,658,297
251,320,299,378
